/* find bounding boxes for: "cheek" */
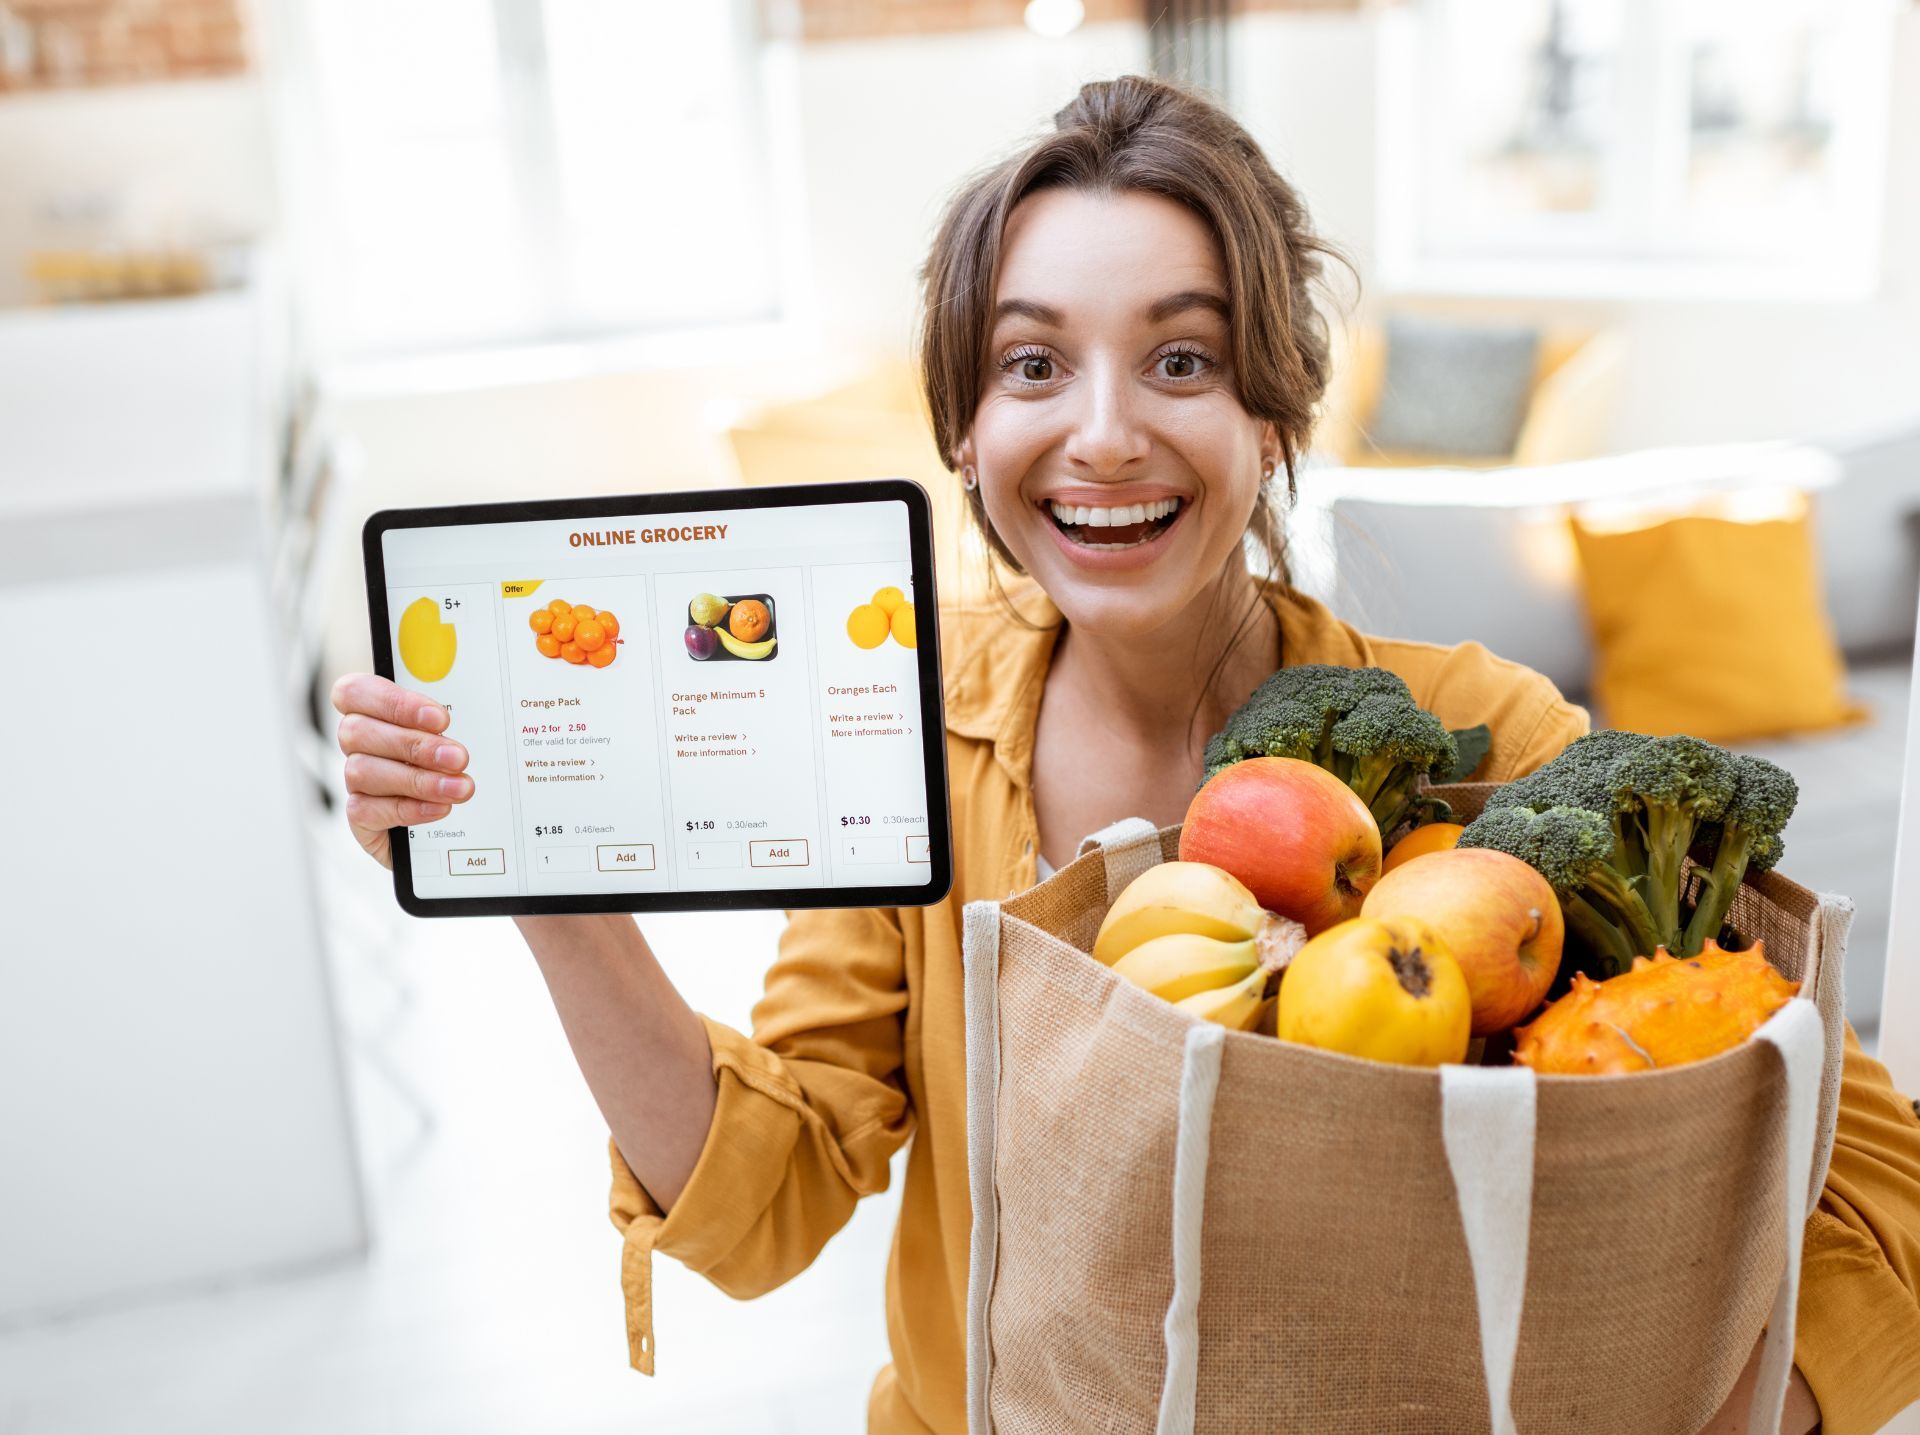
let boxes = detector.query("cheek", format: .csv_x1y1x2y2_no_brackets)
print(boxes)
1162,401,1265,508
971,398,1053,473
969,401,1052,526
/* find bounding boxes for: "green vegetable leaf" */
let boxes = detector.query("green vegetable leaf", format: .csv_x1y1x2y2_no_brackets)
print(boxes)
1443,724,1493,783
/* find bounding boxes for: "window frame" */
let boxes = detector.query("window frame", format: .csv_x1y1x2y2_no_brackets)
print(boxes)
1374,0,1897,302
272,0,787,363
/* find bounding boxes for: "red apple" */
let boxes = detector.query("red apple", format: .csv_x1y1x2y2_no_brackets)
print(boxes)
1360,846,1565,1035
1180,757,1382,936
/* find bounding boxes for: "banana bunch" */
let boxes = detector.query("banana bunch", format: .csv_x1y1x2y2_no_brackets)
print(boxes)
1094,862,1306,1030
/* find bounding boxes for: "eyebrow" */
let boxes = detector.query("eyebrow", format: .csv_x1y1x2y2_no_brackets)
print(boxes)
1147,289,1231,323
990,289,1231,328
991,297,1066,326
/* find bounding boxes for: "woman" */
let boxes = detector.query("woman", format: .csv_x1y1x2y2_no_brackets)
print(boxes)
332,77,1918,1434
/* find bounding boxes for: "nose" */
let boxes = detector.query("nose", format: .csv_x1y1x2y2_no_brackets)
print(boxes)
1060,357,1150,479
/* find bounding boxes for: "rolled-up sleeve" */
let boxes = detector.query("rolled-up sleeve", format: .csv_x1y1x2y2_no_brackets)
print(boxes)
608,904,914,1374
1794,1025,1920,1433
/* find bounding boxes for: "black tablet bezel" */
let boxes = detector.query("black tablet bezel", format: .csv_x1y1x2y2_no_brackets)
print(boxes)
362,478,953,918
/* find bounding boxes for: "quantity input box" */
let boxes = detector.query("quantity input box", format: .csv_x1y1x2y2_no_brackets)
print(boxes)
750,839,810,868
842,837,899,865
685,841,742,869
905,835,931,864
448,848,506,876
533,846,589,874
596,844,658,872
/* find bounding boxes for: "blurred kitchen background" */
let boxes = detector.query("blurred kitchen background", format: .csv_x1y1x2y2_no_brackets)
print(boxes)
3,0,1919,1430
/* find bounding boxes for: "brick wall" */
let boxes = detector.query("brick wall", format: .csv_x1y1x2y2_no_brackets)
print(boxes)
768,0,1363,43
0,0,248,92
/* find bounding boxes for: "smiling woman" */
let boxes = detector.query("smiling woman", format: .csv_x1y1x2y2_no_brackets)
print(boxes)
320,72,1915,1435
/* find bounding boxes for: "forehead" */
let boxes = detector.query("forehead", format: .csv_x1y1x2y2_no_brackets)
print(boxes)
994,188,1226,315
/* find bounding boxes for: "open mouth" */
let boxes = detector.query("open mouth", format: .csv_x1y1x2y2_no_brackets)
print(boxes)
1044,497,1184,551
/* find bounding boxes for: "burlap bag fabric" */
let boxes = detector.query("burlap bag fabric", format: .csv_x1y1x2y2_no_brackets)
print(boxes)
962,783,1851,1435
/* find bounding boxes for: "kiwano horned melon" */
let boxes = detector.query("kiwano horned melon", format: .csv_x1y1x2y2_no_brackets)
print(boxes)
1513,940,1799,1076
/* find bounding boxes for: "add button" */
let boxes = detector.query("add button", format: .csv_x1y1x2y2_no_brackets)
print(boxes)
449,847,506,875
749,839,810,868
596,844,657,872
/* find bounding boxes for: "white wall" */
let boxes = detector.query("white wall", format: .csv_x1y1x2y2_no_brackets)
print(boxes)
0,78,276,308
779,21,1150,351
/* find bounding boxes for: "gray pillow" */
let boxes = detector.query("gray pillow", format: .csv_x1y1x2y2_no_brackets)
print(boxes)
1368,315,1540,459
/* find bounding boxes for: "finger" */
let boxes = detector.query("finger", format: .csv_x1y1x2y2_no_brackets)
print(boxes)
347,792,453,832
345,752,473,804
336,713,469,773
330,672,449,733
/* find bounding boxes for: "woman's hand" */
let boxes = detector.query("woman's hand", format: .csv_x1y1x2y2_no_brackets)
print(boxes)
330,673,472,869
1697,1332,1820,1434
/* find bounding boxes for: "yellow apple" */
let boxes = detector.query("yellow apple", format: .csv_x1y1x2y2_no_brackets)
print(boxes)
1276,915,1471,1066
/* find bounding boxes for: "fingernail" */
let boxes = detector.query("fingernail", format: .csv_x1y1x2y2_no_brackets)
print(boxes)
437,776,469,798
435,744,464,769
422,706,448,730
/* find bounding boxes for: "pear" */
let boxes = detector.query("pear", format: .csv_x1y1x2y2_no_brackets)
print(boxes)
689,593,731,627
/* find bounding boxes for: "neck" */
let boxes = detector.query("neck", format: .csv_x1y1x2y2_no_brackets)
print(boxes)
1050,567,1282,760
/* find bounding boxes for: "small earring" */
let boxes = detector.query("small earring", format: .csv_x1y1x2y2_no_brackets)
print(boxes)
962,466,978,491
1261,461,1276,482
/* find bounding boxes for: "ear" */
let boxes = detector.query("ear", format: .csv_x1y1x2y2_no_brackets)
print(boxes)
1257,420,1282,472
952,433,976,473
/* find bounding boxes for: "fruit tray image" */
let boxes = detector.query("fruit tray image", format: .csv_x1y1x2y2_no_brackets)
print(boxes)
684,591,778,662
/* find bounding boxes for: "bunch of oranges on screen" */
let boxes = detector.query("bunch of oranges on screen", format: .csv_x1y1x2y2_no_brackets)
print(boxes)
530,599,621,668
846,585,916,650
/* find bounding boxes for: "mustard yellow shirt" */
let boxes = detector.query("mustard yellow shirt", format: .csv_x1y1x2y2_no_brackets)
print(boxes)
609,578,1920,1434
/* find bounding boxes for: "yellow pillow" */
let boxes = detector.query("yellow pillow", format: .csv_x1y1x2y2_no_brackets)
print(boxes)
1569,494,1867,741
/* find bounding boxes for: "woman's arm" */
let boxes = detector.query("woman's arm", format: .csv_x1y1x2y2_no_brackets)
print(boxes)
517,913,717,1212
331,672,724,1210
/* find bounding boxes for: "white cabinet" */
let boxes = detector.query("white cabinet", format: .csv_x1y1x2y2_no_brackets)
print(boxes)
0,290,365,1320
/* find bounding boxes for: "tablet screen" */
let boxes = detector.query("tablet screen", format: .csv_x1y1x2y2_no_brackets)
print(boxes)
366,482,950,914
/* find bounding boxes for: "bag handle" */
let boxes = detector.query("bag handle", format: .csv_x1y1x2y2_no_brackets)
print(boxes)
962,900,1005,1435
1441,1064,1538,1435
1438,1000,1824,1435
1155,1022,1227,1435
1077,816,1164,905
1748,998,1824,1435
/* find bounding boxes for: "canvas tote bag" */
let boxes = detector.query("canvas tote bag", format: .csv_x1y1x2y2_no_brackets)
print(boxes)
962,782,1851,1435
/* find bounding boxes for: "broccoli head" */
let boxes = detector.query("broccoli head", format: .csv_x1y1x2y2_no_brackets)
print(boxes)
1465,729,1798,975
1456,804,1660,978
1680,752,1798,953
1203,664,1460,840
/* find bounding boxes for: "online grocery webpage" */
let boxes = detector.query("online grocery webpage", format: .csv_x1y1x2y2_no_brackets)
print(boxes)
381,498,934,900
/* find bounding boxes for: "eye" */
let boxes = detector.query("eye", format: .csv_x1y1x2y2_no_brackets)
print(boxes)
1154,345,1215,382
998,345,1057,388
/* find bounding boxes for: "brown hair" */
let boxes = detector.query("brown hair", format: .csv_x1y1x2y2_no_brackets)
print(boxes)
915,73,1346,587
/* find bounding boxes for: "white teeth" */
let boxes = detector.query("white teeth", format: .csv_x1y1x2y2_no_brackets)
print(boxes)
1047,497,1182,529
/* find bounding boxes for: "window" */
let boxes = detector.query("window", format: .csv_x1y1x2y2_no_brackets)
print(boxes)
1377,0,1895,298
286,0,779,358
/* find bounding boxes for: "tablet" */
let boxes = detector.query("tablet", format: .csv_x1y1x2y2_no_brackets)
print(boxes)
362,479,953,917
